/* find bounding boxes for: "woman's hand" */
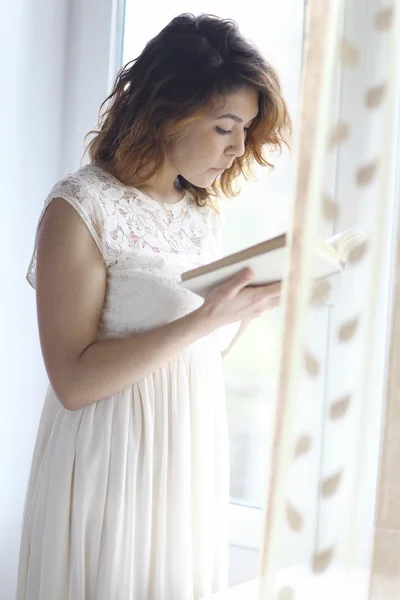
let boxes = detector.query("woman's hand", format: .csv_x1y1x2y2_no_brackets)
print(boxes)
196,268,281,333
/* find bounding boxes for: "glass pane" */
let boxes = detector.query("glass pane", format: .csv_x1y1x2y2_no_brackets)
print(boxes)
224,310,282,508
122,1,306,510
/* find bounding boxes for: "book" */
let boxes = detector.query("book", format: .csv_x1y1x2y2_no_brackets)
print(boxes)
180,228,368,298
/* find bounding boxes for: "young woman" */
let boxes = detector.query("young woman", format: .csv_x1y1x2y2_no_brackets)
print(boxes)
17,13,291,600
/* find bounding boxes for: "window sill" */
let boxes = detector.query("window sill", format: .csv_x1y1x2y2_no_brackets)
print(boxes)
229,503,263,549
203,567,370,599
203,578,258,600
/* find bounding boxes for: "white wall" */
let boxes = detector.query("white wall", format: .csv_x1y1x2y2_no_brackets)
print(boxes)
0,1,119,597
61,0,123,174
1,2,69,597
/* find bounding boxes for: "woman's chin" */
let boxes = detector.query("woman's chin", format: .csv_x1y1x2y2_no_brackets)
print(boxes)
183,172,219,188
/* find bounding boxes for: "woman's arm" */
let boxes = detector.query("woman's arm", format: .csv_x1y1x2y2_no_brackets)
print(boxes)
36,199,213,410
36,199,280,411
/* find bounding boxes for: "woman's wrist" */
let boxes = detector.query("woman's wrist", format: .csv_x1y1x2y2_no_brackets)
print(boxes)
186,305,217,339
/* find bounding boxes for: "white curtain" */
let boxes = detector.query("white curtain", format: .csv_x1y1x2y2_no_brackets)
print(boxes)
258,1,400,598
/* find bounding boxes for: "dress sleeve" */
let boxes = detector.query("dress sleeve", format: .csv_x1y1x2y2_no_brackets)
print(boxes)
26,174,105,289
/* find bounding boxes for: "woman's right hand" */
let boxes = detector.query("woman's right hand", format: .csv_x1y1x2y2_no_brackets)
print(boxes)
197,268,281,332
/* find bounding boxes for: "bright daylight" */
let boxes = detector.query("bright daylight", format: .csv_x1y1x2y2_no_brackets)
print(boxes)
2,1,400,599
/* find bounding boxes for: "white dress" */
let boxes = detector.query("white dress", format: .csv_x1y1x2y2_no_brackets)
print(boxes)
16,164,233,600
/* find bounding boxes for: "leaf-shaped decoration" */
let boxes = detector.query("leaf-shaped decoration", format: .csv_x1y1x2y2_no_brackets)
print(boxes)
356,161,378,186
338,317,359,342
374,6,394,30
322,192,339,222
329,394,351,419
287,503,304,532
328,122,350,149
312,546,335,573
340,39,359,67
304,351,320,377
310,279,331,306
366,83,387,108
321,471,342,497
277,587,294,600
294,435,312,458
347,239,368,264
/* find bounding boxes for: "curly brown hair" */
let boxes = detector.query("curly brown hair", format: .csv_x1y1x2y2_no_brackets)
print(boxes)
84,13,292,207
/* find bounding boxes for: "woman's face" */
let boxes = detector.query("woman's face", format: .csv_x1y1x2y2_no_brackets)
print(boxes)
167,87,259,188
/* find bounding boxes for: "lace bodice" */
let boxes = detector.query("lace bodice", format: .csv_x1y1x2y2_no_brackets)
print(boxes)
27,163,223,339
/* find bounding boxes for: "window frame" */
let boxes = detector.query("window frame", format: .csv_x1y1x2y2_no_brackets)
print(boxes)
63,0,307,553
62,0,399,565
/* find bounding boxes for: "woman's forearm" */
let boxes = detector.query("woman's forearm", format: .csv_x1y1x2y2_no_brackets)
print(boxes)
61,309,211,411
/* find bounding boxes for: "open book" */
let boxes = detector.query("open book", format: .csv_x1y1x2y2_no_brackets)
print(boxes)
180,228,368,298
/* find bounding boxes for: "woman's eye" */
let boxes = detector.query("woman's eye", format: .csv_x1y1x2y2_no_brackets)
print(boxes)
216,126,251,136
216,126,231,135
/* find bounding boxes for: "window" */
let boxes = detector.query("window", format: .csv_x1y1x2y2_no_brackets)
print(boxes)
62,0,399,588
122,1,307,551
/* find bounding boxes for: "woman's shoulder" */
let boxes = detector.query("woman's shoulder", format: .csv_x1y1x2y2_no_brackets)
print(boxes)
46,163,109,204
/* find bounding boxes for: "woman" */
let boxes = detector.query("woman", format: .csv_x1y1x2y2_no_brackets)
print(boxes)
17,13,291,600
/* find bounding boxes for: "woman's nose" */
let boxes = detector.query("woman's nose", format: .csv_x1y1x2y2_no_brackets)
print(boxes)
227,133,246,158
